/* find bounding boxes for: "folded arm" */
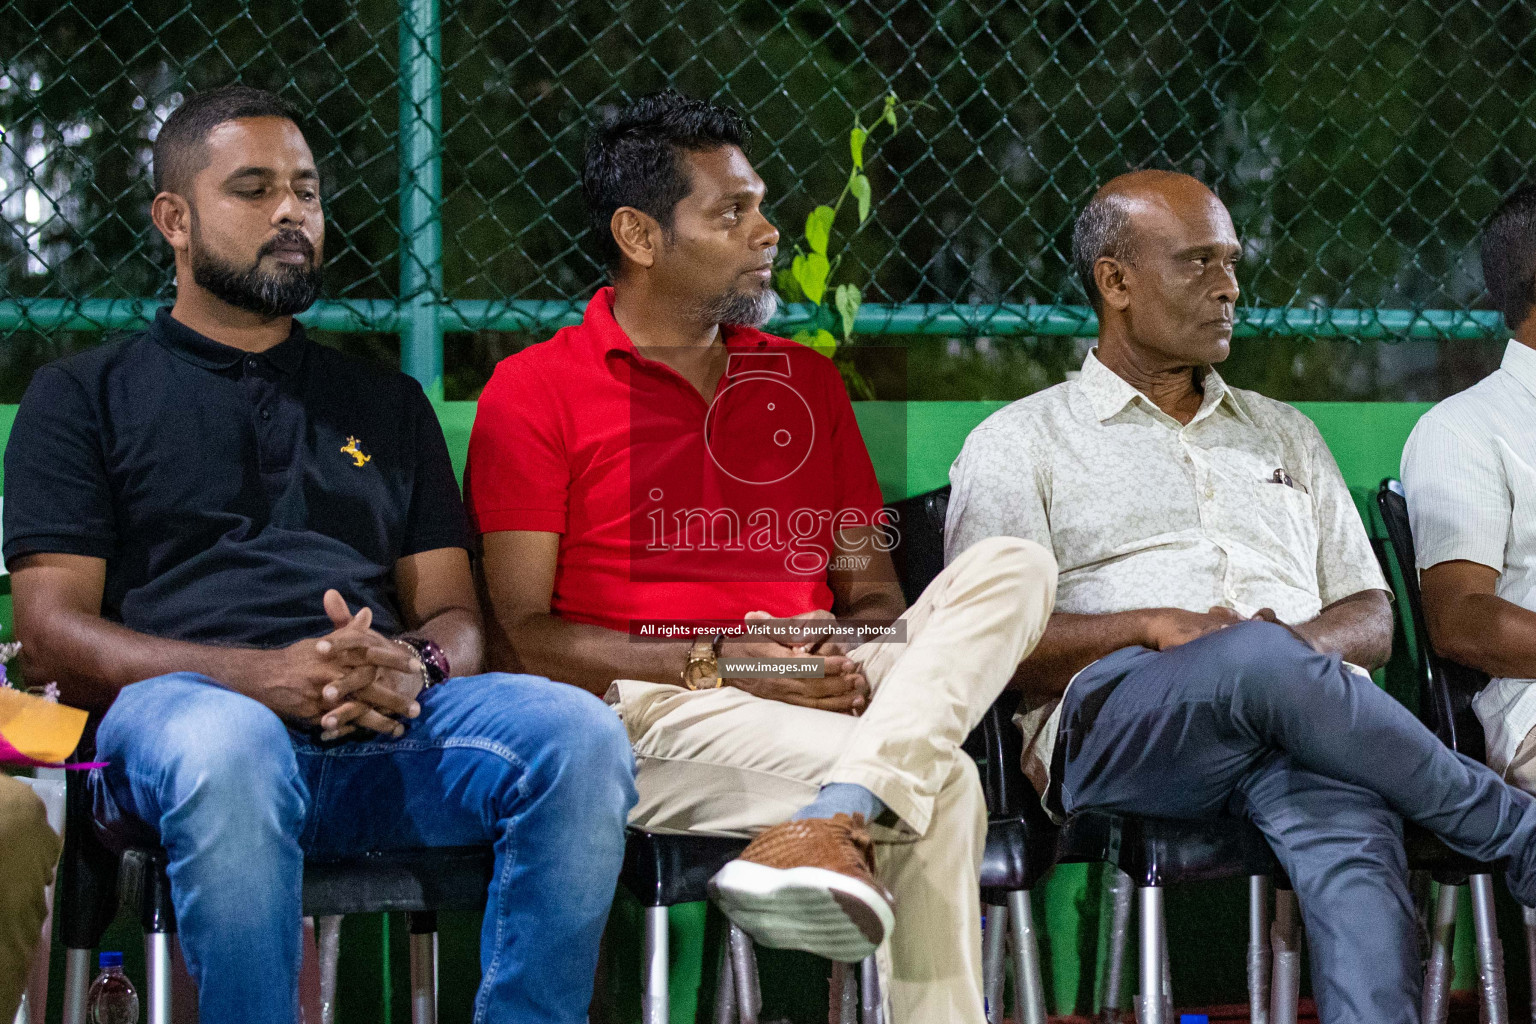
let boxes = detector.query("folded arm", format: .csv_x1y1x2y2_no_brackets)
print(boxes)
1420,560,1536,679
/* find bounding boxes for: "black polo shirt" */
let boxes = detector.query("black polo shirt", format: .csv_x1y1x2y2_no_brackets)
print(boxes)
3,308,470,648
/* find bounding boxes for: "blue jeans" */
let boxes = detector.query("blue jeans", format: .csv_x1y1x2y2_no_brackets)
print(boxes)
90,671,637,1024
1056,620,1536,1024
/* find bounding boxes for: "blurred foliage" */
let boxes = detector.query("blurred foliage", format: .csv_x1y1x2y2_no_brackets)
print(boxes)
1,0,1532,401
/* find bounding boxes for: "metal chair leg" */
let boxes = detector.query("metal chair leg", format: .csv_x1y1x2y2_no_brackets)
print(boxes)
1522,905,1536,1024
61,948,91,1024
1269,886,1300,1024
317,915,342,1024
1248,876,1271,1024
829,959,857,1024
145,931,173,1024
1098,868,1133,1022
728,925,761,1024
1423,882,1459,1024
1470,874,1510,1024
859,954,883,1024
408,912,438,1024
713,929,737,1024
1137,886,1168,1024
981,903,1007,1023
643,906,669,1024
1160,912,1174,1023
1008,890,1047,1024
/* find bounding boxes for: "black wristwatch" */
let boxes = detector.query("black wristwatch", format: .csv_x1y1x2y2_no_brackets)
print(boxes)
395,634,450,690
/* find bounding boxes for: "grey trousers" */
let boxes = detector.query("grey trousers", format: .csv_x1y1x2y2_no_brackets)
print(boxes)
1055,620,1536,1024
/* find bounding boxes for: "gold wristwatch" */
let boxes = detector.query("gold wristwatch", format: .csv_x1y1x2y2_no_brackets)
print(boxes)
681,634,724,690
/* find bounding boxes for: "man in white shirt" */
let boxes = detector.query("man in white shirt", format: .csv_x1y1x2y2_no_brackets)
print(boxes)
947,169,1536,1024
1403,185,1536,789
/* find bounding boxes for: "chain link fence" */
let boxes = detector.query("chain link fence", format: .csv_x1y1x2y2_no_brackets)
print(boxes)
2,0,1534,392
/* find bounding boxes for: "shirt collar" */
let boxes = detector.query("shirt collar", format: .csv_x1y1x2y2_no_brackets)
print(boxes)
1077,347,1252,427
150,307,307,375
1500,338,1536,401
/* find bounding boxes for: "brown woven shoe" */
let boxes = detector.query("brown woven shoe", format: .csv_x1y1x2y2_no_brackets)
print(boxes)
707,813,895,962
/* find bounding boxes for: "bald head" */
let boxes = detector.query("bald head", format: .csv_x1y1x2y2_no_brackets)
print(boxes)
1072,171,1225,311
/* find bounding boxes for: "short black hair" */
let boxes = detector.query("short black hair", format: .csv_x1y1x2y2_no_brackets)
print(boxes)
1482,185,1536,333
582,90,750,273
1070,191,1139,313
153,85,297,196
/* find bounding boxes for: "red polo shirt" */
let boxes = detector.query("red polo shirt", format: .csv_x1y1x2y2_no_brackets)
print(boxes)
465,288,886,633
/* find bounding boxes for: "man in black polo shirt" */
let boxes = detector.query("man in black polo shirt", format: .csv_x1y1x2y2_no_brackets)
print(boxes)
3,85,635,1024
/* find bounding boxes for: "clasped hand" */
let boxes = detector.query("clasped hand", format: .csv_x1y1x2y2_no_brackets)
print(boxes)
718,609,870,715
263,589,425,740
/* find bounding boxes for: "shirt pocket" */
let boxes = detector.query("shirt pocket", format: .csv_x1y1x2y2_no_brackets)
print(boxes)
1202,446,1319,587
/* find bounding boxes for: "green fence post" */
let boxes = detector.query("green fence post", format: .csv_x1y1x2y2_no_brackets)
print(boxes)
398,0,443,398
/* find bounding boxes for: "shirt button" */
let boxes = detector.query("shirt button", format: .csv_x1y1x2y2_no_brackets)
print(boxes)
260,408,271,421
246,356,258,370
1204,486,1215,499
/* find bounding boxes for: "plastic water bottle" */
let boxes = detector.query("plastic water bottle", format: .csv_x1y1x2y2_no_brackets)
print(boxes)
86,952,139,1024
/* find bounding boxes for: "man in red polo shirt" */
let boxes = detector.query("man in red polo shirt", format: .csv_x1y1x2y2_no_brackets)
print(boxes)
467,91,1056,1021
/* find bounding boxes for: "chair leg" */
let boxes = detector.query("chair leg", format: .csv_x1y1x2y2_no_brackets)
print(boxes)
407,912,439,1024
728,925,761,1024
981,903,1007,1023
1097,868,1133,1023
1522,905,1536,1024
829,960,857,1024
713,929,737,1024
1470,874,1510,1024
145,930,174,1024
61,948,91,1024
1423,882,1459,1024
643,906,670,1024
1137,886,1169,1024
1008,890,1048,1024
317,915,342,1024
859,954,883,1024
1269,886,1301,1024
1247,876,1271,1024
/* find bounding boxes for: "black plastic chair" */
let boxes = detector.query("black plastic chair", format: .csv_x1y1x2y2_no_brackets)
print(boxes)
1376,477,1512,1024
56,759,494,1024
889,485,1060,1024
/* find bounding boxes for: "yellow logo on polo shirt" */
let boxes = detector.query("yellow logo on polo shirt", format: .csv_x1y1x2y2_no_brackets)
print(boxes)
340,436,371,468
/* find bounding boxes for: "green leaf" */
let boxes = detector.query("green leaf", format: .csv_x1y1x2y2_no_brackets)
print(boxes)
834,283,862,341
804,205,835,256
791,251,830,305
774,268,803,302
883,93,898,130
850,173,871,224
792,328,837,357
850,127,867,170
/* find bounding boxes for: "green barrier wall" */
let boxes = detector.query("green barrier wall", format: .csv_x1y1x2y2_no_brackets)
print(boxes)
15,399,1525,1021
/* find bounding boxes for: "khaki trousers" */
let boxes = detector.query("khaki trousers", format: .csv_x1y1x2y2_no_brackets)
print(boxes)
612,536,1057,1023
0,774,62,1022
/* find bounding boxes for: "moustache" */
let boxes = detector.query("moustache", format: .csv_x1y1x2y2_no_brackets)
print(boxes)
259,232,316,262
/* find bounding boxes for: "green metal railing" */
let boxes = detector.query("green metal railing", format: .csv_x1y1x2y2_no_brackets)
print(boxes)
3,0,1534,396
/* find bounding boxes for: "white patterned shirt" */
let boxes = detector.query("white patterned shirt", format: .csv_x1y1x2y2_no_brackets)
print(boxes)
1401,339,1536,774
946,348,1389,793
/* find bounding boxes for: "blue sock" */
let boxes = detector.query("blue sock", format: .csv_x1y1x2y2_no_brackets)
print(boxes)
791,782,887,824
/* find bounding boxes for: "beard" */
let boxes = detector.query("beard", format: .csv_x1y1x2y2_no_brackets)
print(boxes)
189,218,322,317
694,281,778,328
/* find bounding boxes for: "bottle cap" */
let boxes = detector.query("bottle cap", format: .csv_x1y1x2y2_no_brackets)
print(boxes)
98,951,123,968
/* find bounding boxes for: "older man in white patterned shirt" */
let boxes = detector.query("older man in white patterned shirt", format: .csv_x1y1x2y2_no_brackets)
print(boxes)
1404,185,1536,792
946,170,1536,1024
